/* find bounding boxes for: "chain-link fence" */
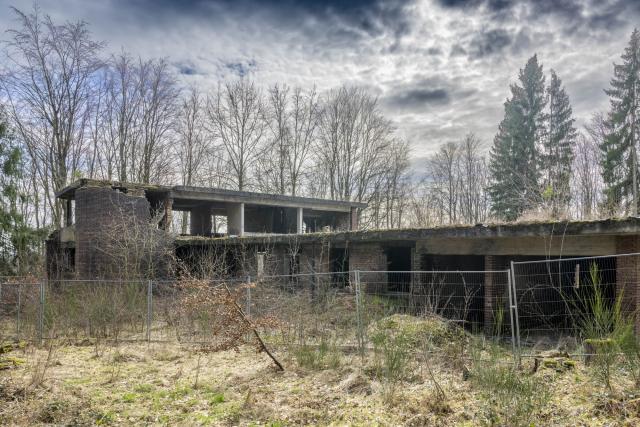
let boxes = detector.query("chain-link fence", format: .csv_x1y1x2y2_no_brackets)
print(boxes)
0,270,514,352
2,257,638,360
511,253,638,357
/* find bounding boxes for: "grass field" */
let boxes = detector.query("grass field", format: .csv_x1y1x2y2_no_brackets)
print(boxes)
2,315,640,426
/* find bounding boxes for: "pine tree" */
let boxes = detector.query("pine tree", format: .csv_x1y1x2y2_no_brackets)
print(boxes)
0,108,39,274
490,55,547,220
543,70,577,217
601,28,640,215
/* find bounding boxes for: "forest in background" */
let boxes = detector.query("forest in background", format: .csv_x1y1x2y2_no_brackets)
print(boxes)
1,6,639,274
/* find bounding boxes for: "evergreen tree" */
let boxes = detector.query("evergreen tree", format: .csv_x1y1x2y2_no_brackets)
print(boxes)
601,29,640,215
543,70,577,217
490,55,547,220
0,108,39,274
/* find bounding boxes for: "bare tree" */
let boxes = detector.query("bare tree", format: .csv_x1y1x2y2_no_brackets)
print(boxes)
177,87,209,233
458,133,489,224
316,87,393,207
1,6,104,226
207,80,266,191
429,142,461,224
135,58,179,184
258,85,319,196
103,52,142,182
368,139,411,228
572,114,606,218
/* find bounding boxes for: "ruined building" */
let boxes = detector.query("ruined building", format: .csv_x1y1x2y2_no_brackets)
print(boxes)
47,179,640,332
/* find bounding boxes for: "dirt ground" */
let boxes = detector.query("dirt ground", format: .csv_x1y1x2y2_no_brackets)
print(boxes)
1,336,640,426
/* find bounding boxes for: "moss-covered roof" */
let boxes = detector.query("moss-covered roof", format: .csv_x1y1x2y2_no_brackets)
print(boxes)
175,216,640,247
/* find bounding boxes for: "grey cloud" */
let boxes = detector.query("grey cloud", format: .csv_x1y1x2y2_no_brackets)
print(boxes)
468,28,512,58
383,75,478,112
436,0,513,11
174,61,204,76
224,59,257,77
386,88,450,109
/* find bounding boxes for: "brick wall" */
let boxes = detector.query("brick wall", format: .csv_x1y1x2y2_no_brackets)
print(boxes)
349,242,387,293
75,187,151,279
616,236,640,330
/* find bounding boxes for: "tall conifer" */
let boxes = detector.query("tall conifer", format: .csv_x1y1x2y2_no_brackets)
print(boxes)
601,29,640,215
543,70,576,217
490,55,547,220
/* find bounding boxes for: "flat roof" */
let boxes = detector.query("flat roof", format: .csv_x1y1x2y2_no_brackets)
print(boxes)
175,217,640,246
56,179,367,212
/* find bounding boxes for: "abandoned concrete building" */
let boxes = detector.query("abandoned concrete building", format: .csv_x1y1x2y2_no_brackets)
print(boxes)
46,179,640,332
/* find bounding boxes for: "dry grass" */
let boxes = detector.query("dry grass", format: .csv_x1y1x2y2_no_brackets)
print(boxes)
0,339,639,426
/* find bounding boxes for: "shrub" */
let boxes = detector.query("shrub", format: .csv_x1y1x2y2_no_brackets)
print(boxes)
470,342,549,426
370,327,413,401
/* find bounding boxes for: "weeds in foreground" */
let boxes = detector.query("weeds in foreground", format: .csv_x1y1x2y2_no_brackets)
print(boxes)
370,327,412,402
577,263,630,392
28,339,57,389
293,337,341,370
470,340,549,426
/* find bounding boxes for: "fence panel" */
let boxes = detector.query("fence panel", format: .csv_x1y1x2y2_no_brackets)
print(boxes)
358,270,513,342
0,281,40,342
252,272,357,348
151,278,248,344
41,280,147,342
511,254,634,354
0,269,514,352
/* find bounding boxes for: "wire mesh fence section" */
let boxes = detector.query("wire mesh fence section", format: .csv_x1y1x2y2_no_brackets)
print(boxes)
511,254,636,352
0,281,40,342
151,278,248,344
2,269,515,351
42,280,148,342
251,272,358,348
358,270,512,339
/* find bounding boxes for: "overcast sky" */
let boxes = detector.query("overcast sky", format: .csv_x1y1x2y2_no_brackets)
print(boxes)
1,0,639,162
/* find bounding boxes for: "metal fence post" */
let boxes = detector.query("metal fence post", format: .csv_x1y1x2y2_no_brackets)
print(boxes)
146,280,153,342
16,283,21,342
510,261,522,361
38,280,45,345
354,270,364,355
245,275,251,319
506,269,516,357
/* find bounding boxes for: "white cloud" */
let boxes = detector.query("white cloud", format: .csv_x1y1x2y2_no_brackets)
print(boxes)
1,0,638,157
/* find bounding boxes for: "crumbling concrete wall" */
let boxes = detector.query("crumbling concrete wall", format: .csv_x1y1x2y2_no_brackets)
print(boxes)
75,187,152,279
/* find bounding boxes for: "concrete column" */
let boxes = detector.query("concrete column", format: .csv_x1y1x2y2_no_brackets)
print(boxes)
227,203,245,236
350,207,359,231
161,197,173,231
296,207,304,234
189,205,211,236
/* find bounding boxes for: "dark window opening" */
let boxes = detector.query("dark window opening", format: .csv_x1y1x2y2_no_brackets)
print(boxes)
514,256,616,334
330,247,349,286
385,246,412,293
62,247,75,273
420,254,484,271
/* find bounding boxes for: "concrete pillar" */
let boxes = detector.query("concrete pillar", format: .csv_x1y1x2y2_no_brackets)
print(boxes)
616,236,640,330
296,207,304,234
161,197,173,231
227,203,245,236
350,207,359,231
189,205,211,236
